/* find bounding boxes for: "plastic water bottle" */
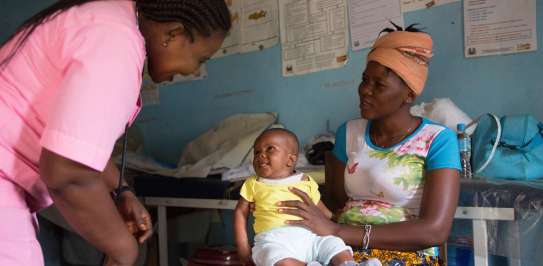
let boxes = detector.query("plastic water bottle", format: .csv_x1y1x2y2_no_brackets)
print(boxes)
457,123,473,179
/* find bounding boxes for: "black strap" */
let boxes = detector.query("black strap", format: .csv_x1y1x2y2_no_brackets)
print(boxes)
113,185,133,198
115,124,130,202
101,123,130,266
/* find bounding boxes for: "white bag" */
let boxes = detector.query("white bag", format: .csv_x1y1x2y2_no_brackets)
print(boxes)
410,98,473,133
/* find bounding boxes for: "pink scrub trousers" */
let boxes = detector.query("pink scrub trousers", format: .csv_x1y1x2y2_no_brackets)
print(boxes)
0,177,43,266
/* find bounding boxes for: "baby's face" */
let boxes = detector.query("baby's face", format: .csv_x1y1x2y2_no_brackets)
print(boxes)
253,132,295,179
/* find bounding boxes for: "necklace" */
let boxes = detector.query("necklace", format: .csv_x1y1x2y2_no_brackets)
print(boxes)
371,119,419,148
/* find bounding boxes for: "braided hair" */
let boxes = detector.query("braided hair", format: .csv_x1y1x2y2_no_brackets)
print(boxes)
378,21,425,36
0,0,232,68
137,1,230,42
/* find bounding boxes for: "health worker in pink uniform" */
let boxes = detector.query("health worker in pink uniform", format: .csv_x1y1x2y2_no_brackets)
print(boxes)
0,1,231,265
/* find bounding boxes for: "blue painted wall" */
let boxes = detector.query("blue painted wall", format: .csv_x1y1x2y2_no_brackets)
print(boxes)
2,1,542,164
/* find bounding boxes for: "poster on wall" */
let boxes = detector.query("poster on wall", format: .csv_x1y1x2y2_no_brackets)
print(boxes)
400,0,459,13
214,0,241,58
213,0,279,58
348,0,404,51
464,0,537,58
279,0,349,77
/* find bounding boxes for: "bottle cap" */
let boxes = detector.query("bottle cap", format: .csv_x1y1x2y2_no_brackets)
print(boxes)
457,123,466,132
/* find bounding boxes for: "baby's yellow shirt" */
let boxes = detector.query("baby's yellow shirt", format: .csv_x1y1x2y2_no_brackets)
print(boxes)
240,175,320,234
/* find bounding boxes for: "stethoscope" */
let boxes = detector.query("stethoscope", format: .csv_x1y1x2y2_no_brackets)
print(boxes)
100,124,129,266
117,124,130,201
101,124,160,265
100,123,129,265
116,124,130,202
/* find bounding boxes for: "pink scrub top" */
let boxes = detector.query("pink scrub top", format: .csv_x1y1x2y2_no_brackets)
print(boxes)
0,0,145,212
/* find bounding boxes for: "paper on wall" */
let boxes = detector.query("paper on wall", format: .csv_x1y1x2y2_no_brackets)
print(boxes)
240,0,279,53
348,0,404,51
213,0,279,58
464,0,537,58
214,0,241,58
279,0,349,77
400,0,459,13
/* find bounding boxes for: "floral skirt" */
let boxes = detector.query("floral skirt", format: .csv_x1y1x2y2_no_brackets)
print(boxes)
353,249,441,266
339,200,442,265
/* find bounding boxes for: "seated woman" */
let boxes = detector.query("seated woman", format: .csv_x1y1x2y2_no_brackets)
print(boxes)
279,25,461,265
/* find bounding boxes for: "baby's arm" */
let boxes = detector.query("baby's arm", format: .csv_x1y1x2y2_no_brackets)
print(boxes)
317,200,333,219
234,198,252,264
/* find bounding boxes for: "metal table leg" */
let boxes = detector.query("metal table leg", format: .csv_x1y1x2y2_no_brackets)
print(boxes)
158,205,168,266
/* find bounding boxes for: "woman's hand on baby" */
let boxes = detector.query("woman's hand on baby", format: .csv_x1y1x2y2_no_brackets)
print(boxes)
117,191,153,244
278,187,341,236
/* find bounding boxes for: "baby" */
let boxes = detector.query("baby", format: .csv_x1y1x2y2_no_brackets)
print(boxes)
234,128,356,266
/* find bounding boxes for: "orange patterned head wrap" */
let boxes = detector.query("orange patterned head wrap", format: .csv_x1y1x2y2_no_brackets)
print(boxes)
367,30,433,95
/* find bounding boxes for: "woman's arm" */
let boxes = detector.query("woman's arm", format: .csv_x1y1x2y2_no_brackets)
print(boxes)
101,159,153,244
324,152,348,212
40,148,138,266
336,168,460,249
101,159,128,191
281,168,460,250
234,198,252,264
